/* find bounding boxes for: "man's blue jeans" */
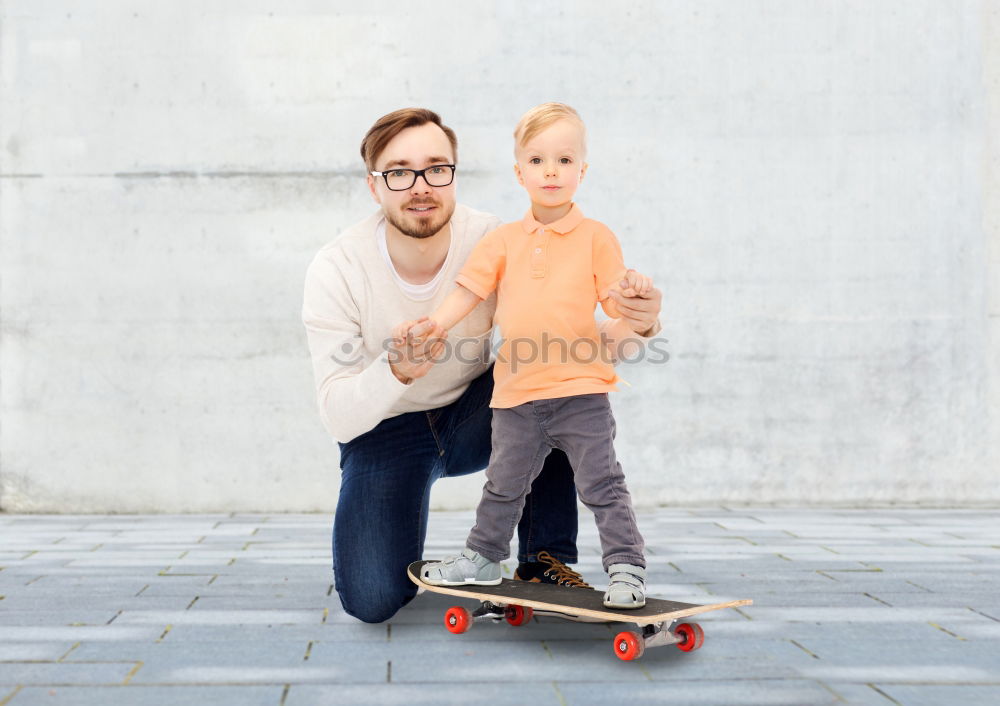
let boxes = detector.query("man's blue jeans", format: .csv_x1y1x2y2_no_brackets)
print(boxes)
333,364,579,623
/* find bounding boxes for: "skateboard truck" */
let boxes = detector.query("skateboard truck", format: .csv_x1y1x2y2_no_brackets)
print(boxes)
471,601,504,621
464,601,534,626
613,620,705,658
606,619,705,660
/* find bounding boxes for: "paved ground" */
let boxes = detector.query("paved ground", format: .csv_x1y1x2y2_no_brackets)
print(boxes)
0,509,997,705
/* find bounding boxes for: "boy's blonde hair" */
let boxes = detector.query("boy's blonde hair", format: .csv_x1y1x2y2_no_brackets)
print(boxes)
513,102,587,156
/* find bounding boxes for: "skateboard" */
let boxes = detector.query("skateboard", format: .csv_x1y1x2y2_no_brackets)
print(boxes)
407,560,752,661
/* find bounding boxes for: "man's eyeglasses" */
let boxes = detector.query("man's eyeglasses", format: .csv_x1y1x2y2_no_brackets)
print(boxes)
371,164,456,191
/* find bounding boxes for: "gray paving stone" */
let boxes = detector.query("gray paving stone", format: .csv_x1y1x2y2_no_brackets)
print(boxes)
6,578,157,596
0,596,194,613
0,625,164,642
670,558,857,575
157,563,325,577
741,575,884,593
73,533,212,543
100,580,217,598
799,662,998,684
57,558,192,570
180,549,328,559
0,663,137,686
876,684,1000,706
1,532,112,541
741,605,981,624
0,643,74,662
751,620,968,646
246,530,327,541
0,567,178,579
821,683,903,705
385,640,585,683
133,653,388,685
204,575,332,588
66,640,309,665
954,619,1000,639
207,574,332,587
0,558,79,570
787,627,998,674
880,574,999,594
285,683,561,705
858,592,1000,609
158,623,366,643
0,611,123,627
7,685,283,706
558,680,840,705
735,591,890,608
181,584,333,600
187,596,335,611
862,563,1000,576
114,609,323,626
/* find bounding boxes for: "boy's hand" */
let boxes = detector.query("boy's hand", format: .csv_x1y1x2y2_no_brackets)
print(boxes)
389,317,448,384
619,269,653,297
606,270,662,336
406,318,448,352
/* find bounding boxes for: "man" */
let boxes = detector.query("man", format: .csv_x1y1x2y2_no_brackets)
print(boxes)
302,108,662,623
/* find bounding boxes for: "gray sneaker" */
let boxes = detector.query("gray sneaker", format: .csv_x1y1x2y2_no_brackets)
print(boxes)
420,548,502,586
603,563,646,609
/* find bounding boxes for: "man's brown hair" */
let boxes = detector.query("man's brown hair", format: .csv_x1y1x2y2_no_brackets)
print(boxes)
360,108,458,172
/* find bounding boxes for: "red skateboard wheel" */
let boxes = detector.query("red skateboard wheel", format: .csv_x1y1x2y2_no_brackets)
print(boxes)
692,623,705,649
675,622,704,651
444,606,471,634
505,604,534,626
613,630,645,661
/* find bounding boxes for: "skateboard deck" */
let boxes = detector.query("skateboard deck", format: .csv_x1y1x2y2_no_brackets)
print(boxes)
407,560,752,661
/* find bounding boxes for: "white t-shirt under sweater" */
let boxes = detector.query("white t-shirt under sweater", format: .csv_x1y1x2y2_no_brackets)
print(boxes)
376,219,453,301
302,203,659,444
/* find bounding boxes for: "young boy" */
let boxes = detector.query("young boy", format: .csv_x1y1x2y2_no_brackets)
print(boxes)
414,103,652,608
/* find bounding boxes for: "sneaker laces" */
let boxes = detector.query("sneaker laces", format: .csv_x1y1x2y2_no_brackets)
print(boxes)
536,550,591,588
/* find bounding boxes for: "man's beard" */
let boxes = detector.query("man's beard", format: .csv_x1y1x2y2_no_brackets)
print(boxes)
386,199,455,239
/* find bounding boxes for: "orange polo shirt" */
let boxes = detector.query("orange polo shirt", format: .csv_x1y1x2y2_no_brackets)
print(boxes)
456,203,629,408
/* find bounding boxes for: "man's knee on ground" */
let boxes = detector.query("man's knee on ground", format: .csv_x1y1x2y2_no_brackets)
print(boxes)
336,584,415,624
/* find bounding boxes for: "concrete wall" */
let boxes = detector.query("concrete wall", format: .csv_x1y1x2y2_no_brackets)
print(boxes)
1,0,996,512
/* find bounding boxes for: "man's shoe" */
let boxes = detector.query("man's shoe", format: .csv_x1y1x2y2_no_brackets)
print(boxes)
513,550,591,588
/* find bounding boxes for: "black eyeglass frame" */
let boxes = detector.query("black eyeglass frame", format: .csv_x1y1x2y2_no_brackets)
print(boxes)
370,164,457,191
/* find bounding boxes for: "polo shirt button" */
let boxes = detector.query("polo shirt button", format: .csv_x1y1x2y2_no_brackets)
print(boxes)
535,248,542,254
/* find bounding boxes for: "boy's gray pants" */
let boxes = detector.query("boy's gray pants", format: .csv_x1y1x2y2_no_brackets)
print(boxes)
466,393,645,571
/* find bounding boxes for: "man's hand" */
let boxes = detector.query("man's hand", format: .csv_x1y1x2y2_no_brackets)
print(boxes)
606,272,662,336
388,316,448,384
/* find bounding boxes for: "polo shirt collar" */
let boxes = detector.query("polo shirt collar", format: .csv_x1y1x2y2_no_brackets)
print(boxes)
521,203,584,235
